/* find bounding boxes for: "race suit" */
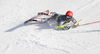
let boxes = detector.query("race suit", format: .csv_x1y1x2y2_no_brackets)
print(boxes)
25,11,78,30
51,13,79,30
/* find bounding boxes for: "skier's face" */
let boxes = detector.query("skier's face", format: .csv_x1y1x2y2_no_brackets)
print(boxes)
65,18,71,22
65,16,72,22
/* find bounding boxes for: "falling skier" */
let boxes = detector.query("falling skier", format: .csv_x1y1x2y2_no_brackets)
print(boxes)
55,11,79,30
24,10,79,30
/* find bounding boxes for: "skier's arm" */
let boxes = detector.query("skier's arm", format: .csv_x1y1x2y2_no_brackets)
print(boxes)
57,20,70,30
71,17,79,28
56,15,69,29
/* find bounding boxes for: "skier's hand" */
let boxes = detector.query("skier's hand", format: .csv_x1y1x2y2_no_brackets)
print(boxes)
57,26,64,29
75,22,79,26
57,26,70,30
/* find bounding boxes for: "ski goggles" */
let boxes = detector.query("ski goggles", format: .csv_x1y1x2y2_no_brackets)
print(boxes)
66,16,72,19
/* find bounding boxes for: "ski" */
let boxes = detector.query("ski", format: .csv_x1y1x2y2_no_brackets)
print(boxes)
24,15,40,25
24,19,37,24
24,10,51,24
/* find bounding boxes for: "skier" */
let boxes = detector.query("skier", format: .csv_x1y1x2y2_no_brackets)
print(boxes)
24,10,79,30
55,11,79,30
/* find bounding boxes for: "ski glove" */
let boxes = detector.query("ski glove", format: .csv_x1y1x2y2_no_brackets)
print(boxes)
75,22,79,25
57,26,64,29
57,26,70,30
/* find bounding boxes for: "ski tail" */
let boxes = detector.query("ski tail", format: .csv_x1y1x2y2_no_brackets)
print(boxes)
24,20,37,24
24,10,50,25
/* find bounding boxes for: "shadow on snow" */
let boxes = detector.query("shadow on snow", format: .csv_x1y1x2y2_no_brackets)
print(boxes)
85,30,100,33
5,23,52,32
75,30,100,33
5,22,100,32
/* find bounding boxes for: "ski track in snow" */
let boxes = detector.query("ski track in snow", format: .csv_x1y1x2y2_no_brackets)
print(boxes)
0,0,100,54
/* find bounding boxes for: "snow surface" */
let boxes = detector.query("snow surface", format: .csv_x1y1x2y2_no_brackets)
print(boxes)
0,0,100,54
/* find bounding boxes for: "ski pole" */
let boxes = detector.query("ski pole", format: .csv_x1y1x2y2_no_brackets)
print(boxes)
77,21,100,27
78,19,82,22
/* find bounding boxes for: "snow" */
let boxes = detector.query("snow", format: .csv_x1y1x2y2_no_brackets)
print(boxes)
0,0,100,54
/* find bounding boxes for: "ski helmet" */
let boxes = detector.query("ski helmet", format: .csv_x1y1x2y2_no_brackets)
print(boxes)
66,11,73,17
